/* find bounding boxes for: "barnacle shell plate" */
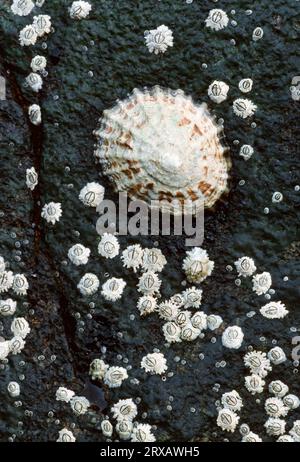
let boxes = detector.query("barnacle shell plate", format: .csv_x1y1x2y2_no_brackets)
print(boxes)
94,87,230,215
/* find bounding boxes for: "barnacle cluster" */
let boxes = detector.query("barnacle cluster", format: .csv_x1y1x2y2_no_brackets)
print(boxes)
89,357,128,389
101,399,156,442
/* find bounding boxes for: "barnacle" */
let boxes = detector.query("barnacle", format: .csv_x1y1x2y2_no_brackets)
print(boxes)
79,182,105,207
111,398,138,422
205,9,229,31
208,81,229,104
183,247,214,284
222,326,244,349
144,25,173,54
141,352,168,375
101,278,126,302
137,295,157,316
217,408,239,433
260,301,288,319
137,272,161,295
233,98,257,119
68,244,90,266
77,273,99,296
121,244,144,272
11,317,30,339
252,272,272,296
104,366,128,388
98,233,120,259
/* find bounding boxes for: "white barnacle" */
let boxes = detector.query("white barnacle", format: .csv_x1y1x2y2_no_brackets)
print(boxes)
162,321,182,344
89,359,109,381
25,72,43,92
260,301,288,319
233,98,257,119
277,435,294,442
28,104,42,125
234,256,256,277
41,202,62,225
77,273,99,296
137,272,161,295
283,395,300,411
265,398,289,418
101,278,126,302
222,326,244,349
264,417,286,436
252,27,264,42
141,352,167,375
137,295,157,316
7,381,20,398
131,423,156,442
116,420,133,441
182,247,214,284
190,311,207,330
208,81,229,104
31,55,47,73
182,286,203,308
252,272,272,296
79,182,105,207
268,347,287,365
121,244,144,272
19,25,38,46
239,79,253,94
33,15,52,37
290,81,300,102
217,408,239,433
9,336,25,355
70,396,90,416
170,293,185,308
207,314,223,331
68,244,90,266
221,390,243,412
272,192,283,203
158,301,179,321
56,387,75,403
98,233,120,259
0,299,17,317
57,428,76,442
141,248,166,273
101,420,113,438
12,274,29,296
11,317,30,339
176,310,192,328
0,271,14,294
205,9,229,31
239,145,254,161
244,374,265,395
69,1,92,20
11,0,35,16
242,432,262,442
269,381,289,398
244,350,272,378
289,420,300,442
26,167,38,191
111,398,138,422
0,340,11,361
180,323,201,342
104,366,128,388
144,25,173,55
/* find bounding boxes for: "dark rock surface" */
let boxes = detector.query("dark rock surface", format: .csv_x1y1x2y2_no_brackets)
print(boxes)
0,0,299,442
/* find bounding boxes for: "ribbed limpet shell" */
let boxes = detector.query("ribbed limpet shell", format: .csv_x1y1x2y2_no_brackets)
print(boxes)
94,86,230,215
